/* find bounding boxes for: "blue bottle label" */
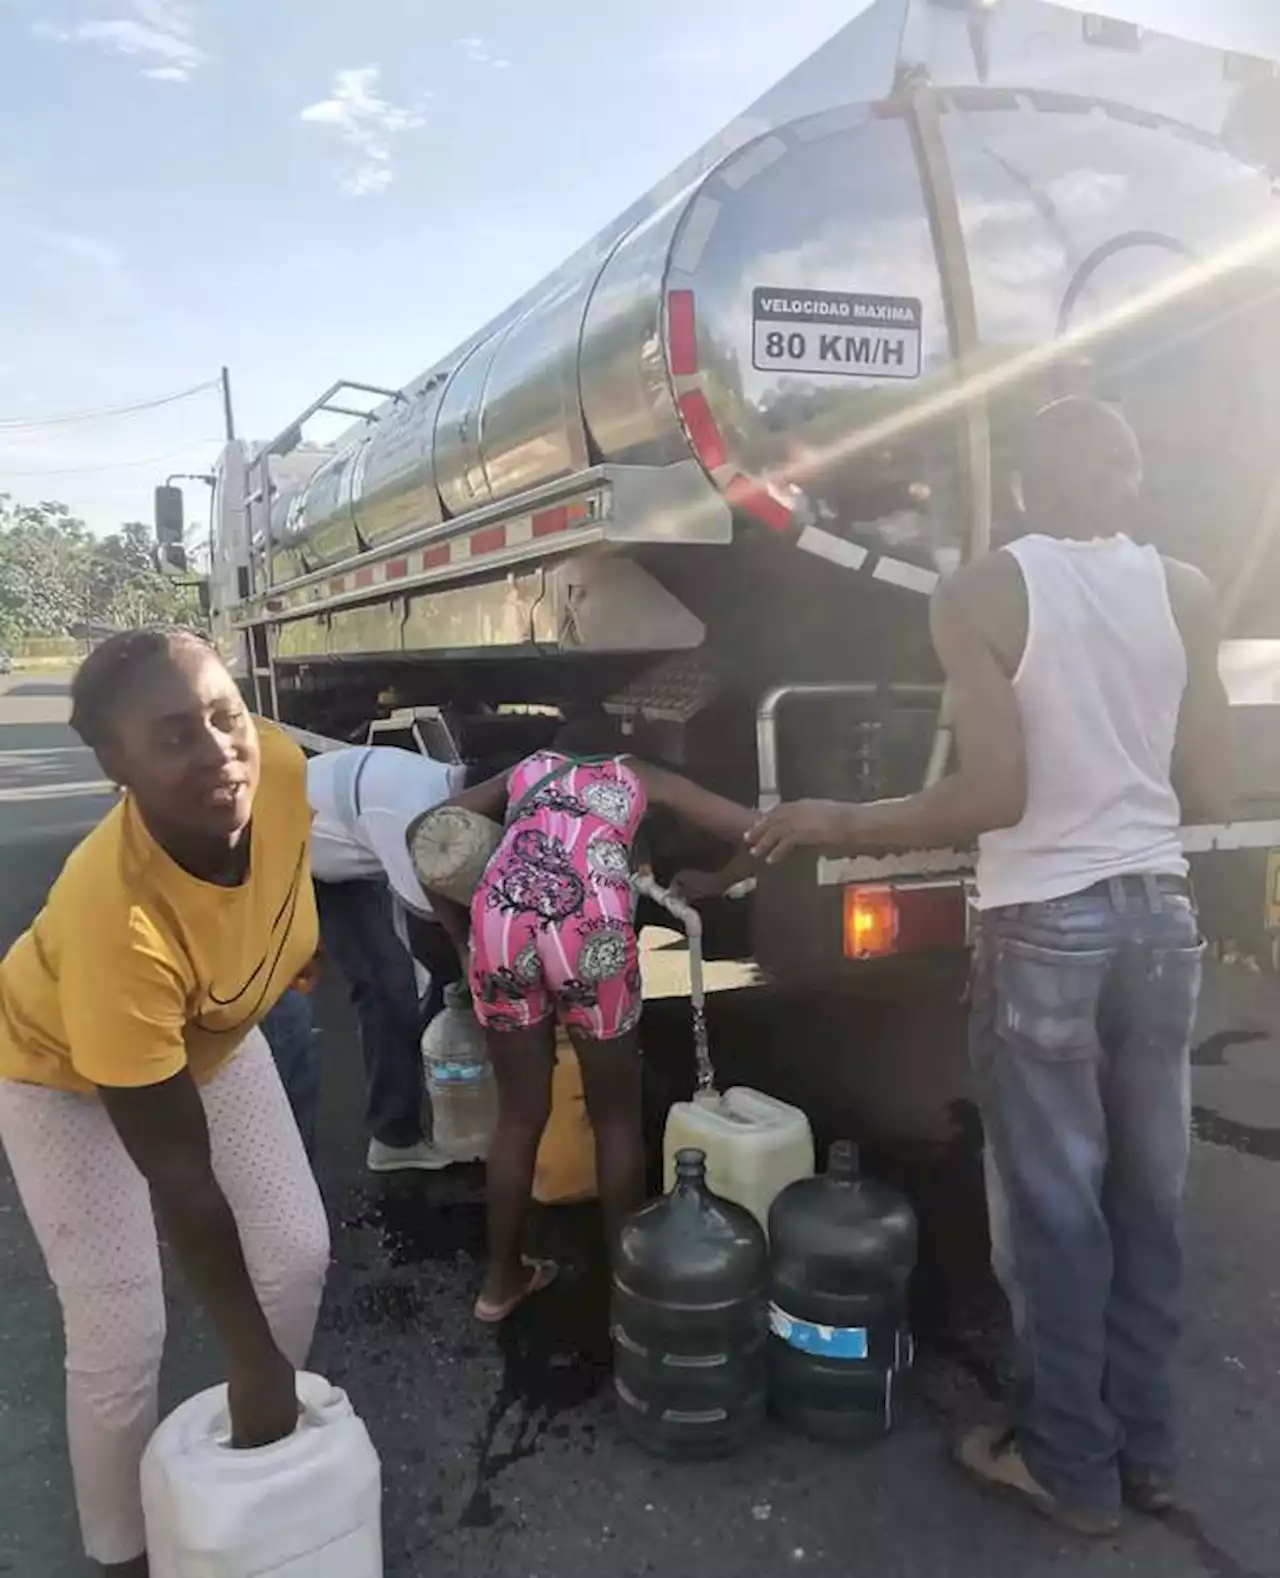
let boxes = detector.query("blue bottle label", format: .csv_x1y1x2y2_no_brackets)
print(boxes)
431,1063,486,1085
768,1302,869,1360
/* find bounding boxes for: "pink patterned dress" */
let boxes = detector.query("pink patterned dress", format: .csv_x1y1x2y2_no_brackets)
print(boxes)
468,752,648,1041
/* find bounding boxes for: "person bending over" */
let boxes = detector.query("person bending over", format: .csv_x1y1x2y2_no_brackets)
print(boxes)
421,722,756,1323
0,629,329,1576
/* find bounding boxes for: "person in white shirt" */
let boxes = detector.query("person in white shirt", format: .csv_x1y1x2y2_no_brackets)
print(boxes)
749,398,1232,1535
302,745,479,1172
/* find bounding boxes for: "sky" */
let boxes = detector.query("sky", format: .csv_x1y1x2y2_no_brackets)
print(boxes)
1,0,1276,534
0,0,862,531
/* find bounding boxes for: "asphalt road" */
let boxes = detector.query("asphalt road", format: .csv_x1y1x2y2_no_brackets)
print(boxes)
1,673,1277,1578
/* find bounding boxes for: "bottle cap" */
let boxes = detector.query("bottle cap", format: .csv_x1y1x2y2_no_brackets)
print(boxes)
828,1140,859,1182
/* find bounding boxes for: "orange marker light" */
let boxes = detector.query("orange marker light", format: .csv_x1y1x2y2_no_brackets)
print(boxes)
843,886,900,960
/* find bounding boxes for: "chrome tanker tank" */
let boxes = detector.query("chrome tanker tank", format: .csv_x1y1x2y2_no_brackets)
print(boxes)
271,2,1280,595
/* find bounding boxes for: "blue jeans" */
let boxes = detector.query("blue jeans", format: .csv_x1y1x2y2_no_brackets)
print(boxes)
261,988,320,1161
970,877,1203,1513
315,880,428,1149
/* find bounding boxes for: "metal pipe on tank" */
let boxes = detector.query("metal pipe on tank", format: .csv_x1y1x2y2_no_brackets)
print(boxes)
756,683,943,811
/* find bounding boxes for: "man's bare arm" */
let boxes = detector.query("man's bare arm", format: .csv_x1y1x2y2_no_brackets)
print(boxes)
1166,560,1235,824
748,566,1027,862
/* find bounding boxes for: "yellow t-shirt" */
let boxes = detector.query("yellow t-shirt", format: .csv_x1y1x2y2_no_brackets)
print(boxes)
0,720,318,1094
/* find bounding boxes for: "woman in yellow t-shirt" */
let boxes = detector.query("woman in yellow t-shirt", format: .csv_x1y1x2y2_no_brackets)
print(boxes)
0,628,329,1578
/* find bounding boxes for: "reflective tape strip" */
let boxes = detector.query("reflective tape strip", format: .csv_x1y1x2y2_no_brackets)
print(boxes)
797,526,869,571
672,195,722,273
873,557,940,595
721,135,787,191
252,493,602,619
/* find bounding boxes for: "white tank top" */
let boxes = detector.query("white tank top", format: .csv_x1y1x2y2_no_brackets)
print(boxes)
975,534,1188,911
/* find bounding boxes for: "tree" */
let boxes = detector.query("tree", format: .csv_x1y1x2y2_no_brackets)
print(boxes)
0,495,203,645
0,497,92,644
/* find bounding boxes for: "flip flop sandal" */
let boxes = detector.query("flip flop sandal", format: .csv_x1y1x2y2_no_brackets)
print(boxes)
474,1258,560,1324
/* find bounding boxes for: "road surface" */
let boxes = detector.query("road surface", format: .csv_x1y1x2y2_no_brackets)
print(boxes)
0,674,1277,1578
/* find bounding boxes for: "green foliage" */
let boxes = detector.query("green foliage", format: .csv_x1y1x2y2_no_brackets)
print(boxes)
0,495,203,646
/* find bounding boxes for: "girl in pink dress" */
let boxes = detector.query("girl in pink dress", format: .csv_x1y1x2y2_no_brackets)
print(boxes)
432,725,756,1322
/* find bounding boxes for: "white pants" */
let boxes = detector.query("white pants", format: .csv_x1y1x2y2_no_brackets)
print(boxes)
0,1030,331,1565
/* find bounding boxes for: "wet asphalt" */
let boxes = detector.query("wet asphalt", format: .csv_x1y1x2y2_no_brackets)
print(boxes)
1,674,1277,1578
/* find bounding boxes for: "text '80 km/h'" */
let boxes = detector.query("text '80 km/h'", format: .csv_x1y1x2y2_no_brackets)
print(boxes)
751,287,923,382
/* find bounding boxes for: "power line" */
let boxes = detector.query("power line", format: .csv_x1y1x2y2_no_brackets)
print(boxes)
0,379,221,433
0,439,222,480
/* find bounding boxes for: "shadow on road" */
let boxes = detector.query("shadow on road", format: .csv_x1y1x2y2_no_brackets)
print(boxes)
0,746,101,792
6,681,74,698
0,721,86,754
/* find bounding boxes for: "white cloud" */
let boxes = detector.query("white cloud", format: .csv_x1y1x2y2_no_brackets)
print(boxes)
456,36,510,69
31,1,209,83
26,225,128,278
300,67,428,199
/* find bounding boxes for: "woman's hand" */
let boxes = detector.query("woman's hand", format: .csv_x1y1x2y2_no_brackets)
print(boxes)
228,1346,299,1448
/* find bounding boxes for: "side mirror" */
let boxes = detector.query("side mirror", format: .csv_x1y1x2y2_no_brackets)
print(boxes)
154,485,185,548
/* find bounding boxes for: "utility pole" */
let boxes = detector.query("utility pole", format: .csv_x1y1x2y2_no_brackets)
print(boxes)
220,365,237,442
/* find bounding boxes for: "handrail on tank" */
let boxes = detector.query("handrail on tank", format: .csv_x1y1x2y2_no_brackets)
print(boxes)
252,380,405,467
755,682,943,812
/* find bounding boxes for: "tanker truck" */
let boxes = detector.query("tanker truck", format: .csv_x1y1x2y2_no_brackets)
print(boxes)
159,0,1280,1120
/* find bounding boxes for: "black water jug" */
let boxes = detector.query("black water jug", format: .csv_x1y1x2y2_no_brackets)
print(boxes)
768,1140,917,1445
612,1148,767,1460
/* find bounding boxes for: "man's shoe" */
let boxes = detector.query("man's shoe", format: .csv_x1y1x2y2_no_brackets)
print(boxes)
1122,1467,1176,1517
953,1424,1122,1538
367,1138,453,1173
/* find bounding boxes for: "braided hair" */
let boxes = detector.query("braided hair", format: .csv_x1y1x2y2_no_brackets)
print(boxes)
69,626,216,750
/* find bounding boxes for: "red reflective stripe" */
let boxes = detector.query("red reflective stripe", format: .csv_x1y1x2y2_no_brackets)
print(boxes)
668,290,698,377
532,506,569,538
329,577,346,594
566,500,589,524
385,558,408,580
678,390,728,472
471,525,507,556
725,473,793,533
423,545,451,569
354,567,374,589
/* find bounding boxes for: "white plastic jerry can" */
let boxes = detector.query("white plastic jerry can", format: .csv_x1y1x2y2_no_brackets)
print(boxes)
141,1372,382,1578
662,1087,815,1234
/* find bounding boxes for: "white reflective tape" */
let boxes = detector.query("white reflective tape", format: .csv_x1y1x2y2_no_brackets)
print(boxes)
672,196,722,273
796,525,869,572
721,135,787,190
873,557,939,595
814,820,1280,887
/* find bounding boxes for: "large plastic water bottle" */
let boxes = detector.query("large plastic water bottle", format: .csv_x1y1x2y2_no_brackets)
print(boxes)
767,1141,917,1444
141,1372,382,1577
421,981,497,1161
613,1148,767,1460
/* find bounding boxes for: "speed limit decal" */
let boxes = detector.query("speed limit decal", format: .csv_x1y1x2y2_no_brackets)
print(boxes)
752,288,923,380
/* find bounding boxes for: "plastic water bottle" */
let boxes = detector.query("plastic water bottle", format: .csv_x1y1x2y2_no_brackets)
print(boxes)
141,1372,382,1577
613,1148,767,1460
767,1141,917,1444
422,981,497,1161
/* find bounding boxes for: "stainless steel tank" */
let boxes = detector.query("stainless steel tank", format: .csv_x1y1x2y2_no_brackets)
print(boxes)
274,86,1280,579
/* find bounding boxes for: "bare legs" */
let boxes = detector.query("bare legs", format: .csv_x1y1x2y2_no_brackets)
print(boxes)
480,1022,557,1312
479,1021,647,1314
570,1027,646,1251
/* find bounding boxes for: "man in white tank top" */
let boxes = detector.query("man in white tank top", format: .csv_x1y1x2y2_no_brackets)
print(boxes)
750,398,1233,1533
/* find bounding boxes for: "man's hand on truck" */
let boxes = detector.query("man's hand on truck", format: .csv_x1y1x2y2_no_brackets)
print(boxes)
748,567,1028,864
